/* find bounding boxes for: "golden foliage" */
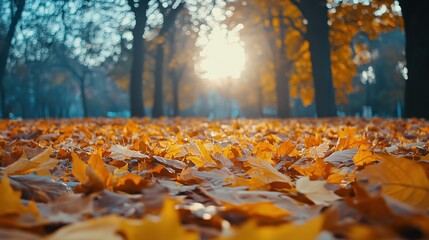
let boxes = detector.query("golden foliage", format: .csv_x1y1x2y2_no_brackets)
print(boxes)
232,0,402,105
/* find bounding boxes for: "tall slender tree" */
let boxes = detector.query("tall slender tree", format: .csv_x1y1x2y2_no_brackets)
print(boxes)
0,0,26,118
291,0,337,117
152,0,185,118
400,0,429,119
128,0,150,117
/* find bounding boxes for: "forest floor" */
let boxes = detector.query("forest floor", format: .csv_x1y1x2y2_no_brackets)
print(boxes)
1,117,429,239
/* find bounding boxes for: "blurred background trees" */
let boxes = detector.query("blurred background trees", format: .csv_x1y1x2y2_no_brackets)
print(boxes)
0,0,417,119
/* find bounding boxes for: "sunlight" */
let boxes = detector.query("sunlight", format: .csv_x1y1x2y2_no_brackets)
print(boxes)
198,27,246,80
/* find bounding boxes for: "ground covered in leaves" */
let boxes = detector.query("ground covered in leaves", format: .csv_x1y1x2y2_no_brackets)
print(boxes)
1,118,429,239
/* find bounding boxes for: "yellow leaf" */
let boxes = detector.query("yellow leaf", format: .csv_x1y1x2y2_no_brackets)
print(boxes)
293,158,332,179
217,214,324,240
0,175,38,216
109,144,148,161
277,141,296,157
47,215,123,240
336,136,370,151
165,144,184,159
0,175,26,215
4,153,38,175
246,157,293,185
72,151,113,192
87,152,112,186
186,155,208,168
30,146,53,163
113,173,147,193
71,152,88,183
296,176,340,205
47,199,197,240
187,141,217,167
4,147,53,175
224,202,290,219
121,199,199,240
253,142,276,163
353,149,379,167
195,140,217,165
358,156,429,209
307,142,330,159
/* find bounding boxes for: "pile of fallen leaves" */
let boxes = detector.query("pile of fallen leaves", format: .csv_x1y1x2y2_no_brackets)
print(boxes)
1,117,429,239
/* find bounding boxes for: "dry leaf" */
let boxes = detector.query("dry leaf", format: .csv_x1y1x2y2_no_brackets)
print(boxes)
246,157,293,185
217,214,324,240
358,156,429,209
4,147,54,175
296,176,340,205
47,215,123,240
121,198,199,240
109,145,149,161
0,175,40,218
353,149,379,167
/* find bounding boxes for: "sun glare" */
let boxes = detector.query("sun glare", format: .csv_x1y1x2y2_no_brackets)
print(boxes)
198,28,246,80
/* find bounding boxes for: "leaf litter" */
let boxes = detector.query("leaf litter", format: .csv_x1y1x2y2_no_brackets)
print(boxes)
1,117,429,239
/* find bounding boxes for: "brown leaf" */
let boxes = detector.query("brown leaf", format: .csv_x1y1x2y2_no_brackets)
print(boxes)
358,156,429,209
9,175,70,203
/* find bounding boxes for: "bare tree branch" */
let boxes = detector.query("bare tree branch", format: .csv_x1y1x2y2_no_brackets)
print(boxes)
281,15,306,38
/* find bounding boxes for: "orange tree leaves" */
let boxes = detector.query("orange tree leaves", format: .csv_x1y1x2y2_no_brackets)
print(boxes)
1,118,429,239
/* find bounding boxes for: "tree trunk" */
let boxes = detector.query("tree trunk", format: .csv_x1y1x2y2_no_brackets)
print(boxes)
276,9,291,118
0,0,26,119
172,72,180,117
275,65,291,118
265,8,291,118
79,73,88,117
300,0,337,117
167,23,185,118
257,82,264,117
151,2,185,118
400,0,429,119
152,43,164,117
129,2,149,117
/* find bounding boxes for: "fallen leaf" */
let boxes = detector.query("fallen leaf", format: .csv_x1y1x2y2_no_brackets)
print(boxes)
217,214,324,240
9,175,70,203
277,141,296,158
47,215,123,240
72,151,113,193
224,201,290,219
113,173,148,193
0,175,40,217
0,228,42,240
324,148,358,168
358,156,429,209
71,152,88,183
121,198,199,240
153,155,186,170
307,142,330,159
296,176,340,205
245,157,293,185
109,145,149,161
187,141,218,167
4,147,54,175
353,149,379,167
3,153,38,175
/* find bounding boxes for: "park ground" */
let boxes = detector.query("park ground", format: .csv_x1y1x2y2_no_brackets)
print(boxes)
1,117,429,239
